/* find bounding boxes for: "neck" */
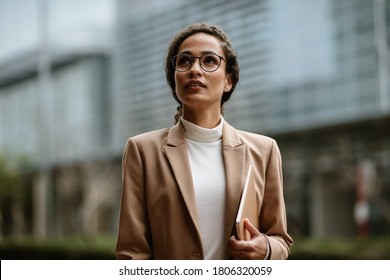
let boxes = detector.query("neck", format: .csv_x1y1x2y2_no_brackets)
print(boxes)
182,107,222,128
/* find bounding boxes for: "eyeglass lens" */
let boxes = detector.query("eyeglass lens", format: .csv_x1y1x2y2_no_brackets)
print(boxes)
173,54,222,72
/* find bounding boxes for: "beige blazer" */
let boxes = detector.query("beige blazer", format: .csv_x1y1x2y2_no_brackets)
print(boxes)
116,119,293,260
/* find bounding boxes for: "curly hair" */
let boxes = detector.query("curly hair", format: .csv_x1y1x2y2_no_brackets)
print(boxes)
165,22,240,123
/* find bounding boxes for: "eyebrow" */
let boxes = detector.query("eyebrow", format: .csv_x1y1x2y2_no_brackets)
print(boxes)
179,50,219,56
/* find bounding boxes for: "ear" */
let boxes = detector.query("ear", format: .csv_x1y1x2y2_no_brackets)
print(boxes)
224,73,233,92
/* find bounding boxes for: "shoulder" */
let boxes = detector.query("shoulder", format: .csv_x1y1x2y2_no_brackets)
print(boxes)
236,129,275,146
125,128,170,150
222,120,275,149
131,128,170,142
232,128,277,152
223,120,280,156
234,129,282,167
230,127,281,160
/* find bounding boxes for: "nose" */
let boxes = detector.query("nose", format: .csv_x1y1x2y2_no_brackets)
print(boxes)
188,58,202,76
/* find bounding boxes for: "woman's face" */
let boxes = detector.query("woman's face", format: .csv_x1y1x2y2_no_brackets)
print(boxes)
174,32,232,114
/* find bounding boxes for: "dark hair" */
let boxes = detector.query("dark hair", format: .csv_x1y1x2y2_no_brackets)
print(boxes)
165,22,240,123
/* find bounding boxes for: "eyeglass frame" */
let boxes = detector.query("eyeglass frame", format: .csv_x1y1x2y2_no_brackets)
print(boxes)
171,52,226,72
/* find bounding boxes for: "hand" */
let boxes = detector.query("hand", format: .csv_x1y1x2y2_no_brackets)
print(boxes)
228,218,268,260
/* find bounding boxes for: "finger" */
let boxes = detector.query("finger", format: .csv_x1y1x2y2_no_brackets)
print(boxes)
229,235,248,250
229,235,238,243
228,236,238,248
230,249,247,260
228,243,242,258
244,218,261,238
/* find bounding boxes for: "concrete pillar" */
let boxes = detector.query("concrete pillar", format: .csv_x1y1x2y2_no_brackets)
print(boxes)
32,171,49,238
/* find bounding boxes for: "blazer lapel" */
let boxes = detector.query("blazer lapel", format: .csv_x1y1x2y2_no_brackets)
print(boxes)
222,121,248,241
163,120,201,234
163,120,248,248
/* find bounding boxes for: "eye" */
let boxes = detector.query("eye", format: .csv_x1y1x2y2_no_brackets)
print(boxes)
176,54,192,67
202,54,219,65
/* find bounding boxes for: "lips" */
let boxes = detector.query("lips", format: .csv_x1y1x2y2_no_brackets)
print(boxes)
185,80,205,88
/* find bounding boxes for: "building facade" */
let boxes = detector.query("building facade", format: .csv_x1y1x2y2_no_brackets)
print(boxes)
113,0,390,237
0,0,389,239
0,47,121,238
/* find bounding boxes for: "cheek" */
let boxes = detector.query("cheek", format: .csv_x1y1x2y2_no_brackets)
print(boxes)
213,74,228,90
174,72,182,92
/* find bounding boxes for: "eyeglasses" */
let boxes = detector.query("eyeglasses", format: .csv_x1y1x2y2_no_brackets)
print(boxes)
172,53,225,72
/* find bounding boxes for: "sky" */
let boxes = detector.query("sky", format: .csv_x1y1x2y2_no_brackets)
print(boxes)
0,0,115,63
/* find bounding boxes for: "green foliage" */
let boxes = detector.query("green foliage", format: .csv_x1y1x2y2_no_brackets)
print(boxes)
0,156,25,236
0,157,20,201
1,236,390,259
0,235,116,260
289,237,390,260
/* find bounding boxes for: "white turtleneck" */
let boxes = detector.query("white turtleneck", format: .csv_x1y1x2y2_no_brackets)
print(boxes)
181,117,226,260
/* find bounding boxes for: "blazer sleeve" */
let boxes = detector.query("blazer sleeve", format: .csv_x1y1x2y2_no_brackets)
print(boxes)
116,138,152,259
260,139,293,260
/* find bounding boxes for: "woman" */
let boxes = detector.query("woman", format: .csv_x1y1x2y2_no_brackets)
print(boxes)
116,22,293,260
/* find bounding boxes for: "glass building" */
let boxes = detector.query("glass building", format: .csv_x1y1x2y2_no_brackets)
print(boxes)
113,0,389,145
113,0,390,237
0,0,389,239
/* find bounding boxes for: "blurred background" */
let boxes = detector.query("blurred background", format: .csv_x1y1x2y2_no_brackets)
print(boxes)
0,0,389,259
